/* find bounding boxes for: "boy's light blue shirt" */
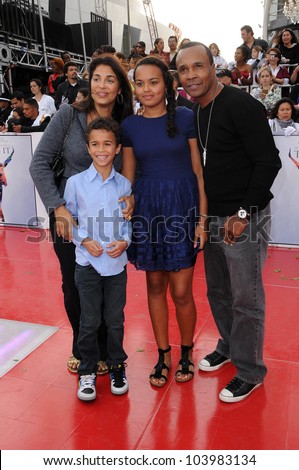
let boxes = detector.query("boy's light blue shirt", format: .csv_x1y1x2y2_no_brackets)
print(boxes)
64,163,132,276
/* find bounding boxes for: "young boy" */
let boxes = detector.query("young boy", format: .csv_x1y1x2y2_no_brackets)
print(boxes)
64,117,132,401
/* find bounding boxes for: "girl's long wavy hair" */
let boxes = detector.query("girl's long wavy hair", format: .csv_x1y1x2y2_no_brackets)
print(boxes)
133,56,178,138
73,54,133,123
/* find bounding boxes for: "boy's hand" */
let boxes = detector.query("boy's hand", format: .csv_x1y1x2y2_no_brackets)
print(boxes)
82,238,103,257
106,240,128,258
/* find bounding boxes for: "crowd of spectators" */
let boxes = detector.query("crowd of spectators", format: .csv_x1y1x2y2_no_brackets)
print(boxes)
2,26,299,135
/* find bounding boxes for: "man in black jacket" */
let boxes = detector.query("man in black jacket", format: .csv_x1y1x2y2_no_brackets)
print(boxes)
11,98,50,133
0,97,12,128
176,42,281,404
135,41,147,57
240,25,269,61
55,61,88,109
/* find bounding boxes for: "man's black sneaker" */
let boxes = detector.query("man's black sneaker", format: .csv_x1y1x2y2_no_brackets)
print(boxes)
219,376,262,403
110,364,129,395
77,373,96,401
198,350,231,371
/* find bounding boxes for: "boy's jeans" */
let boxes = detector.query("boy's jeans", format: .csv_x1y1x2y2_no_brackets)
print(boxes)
75,264,127,376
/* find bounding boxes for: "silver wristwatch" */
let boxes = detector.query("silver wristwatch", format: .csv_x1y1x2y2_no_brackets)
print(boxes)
237,207,250,220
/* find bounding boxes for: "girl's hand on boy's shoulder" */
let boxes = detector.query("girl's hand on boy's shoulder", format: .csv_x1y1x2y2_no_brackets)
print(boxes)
119,194,135,220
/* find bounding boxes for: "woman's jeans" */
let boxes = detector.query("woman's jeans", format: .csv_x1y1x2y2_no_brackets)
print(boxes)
49,213,108,361
75,264,128,376
203,204,271,384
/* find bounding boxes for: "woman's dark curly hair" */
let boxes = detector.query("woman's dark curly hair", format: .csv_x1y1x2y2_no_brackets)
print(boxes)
269,97,297,121
133,56,178,138
73,54,133,123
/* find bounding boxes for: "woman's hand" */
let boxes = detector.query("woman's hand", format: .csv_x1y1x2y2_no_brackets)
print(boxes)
259,89,267,100
54,205,77,240
194,223,208,250
119,194,135,220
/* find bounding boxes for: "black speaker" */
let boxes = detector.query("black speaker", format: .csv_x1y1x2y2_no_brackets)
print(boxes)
49,0,66,24
70,19,112,57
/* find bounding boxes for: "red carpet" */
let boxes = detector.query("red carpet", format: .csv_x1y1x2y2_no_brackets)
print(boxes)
0,226,298,450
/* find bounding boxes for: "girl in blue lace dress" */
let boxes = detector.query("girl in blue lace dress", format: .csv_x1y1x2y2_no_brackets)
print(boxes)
121,56,208,387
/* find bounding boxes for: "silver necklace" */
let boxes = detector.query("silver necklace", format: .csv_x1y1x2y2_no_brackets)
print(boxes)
197,82,220,166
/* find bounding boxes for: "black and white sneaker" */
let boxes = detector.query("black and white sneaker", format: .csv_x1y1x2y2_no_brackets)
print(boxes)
110,364,129,395
78,373,96,401
198,350,231,371
219,376,262,403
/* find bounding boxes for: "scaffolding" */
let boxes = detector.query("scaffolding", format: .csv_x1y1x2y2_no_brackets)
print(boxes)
142,0,158,49
0,36,86,95
0,0,87,95
0,0,160,95
95,0,107,18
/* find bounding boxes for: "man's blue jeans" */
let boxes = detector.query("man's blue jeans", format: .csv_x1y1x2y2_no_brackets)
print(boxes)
203,204,271,384
75,264,128,376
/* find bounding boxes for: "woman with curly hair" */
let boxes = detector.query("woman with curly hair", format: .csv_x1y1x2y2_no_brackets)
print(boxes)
268,97,299,135
121,56,208,387
230,46,253,86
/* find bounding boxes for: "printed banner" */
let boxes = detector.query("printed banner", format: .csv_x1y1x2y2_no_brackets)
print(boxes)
0,134,298,244
0,134,37,226
0,133,48,228
271,136,299,245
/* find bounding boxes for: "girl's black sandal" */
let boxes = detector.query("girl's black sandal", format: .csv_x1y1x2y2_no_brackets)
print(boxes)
175,343,194,383
149,346,171,387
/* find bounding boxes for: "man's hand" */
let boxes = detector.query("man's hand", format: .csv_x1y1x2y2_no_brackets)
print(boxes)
223,215,248,245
